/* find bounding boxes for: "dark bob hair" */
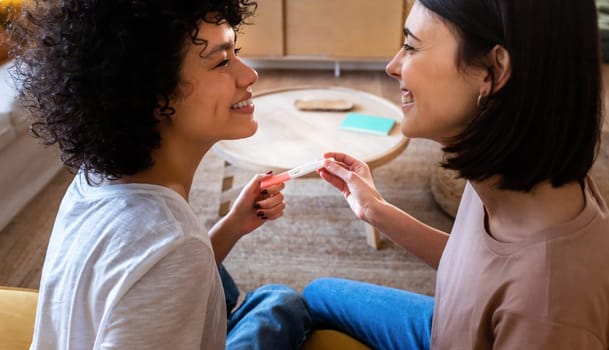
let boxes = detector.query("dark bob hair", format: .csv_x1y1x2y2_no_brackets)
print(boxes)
9,0,256,180
419,0,602,191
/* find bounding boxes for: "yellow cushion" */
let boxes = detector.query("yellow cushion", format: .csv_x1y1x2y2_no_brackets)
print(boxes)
0,287,38,350
0,287,371,350
303,329,371,350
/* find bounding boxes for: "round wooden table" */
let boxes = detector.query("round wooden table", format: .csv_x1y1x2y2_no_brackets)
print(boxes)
213,86,409,249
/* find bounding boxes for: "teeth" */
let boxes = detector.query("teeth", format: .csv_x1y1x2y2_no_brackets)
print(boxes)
231,98,253,109
401,93,414,105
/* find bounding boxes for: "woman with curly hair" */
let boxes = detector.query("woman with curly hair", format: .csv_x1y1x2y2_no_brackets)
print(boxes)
9,0,311,348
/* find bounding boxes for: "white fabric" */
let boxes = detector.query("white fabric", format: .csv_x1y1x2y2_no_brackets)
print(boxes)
30,171,226,350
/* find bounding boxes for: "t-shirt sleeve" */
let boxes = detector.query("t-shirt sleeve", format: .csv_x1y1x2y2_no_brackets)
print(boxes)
494,311,604,349
96,238,223,349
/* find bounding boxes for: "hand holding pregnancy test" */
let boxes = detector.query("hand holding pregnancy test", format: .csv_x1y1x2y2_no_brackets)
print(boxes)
260,158,331,190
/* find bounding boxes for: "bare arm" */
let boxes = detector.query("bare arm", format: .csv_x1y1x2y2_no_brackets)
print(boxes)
320,152,448,269
368,199,448,269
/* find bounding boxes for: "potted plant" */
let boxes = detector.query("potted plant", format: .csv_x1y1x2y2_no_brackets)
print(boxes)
0,0,23,62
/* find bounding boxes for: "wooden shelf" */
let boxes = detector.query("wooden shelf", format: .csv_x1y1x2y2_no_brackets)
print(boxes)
238,0,409,63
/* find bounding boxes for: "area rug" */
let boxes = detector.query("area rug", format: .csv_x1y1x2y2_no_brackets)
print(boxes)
190,138,452,296
189,126,609,296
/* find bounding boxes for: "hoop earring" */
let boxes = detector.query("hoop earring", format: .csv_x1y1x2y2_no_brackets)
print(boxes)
477,94,489,110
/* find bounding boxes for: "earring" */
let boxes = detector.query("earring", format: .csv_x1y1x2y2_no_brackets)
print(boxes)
477,93,489,110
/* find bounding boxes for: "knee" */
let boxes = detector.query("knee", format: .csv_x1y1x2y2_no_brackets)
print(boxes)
303,277,343,302
249,284,308,314
255,284,300,300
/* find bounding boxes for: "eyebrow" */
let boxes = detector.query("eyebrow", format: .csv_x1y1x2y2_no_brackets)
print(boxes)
404,27,421,42
200,41,234,59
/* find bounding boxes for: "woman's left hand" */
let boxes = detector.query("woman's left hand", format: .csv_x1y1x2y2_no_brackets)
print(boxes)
209,172,285,264
227,172,286,235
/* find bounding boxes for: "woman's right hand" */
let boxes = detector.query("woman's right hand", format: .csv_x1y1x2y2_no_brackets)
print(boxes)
319,152,385,223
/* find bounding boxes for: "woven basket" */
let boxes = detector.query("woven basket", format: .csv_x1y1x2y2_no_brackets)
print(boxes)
591,128,609,204
431,128,609,219
430,166,465,219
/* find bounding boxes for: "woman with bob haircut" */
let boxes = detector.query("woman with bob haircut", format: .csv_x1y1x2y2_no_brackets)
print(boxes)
304,0,609,349
8,0,311,348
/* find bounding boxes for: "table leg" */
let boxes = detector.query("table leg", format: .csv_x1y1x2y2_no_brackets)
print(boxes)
364,168,381,249
219,161,234,216
365,223,381,249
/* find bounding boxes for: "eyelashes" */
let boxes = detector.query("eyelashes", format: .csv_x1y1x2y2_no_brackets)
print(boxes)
403,43,416,52
214,48,242,68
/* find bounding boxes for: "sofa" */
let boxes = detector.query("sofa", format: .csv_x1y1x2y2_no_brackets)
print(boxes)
0,59,63,231
0,286,371,350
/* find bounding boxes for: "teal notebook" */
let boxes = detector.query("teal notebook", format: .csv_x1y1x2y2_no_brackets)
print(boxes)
339,113,395,135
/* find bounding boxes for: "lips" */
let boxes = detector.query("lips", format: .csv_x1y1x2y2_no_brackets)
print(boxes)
231,97,253,110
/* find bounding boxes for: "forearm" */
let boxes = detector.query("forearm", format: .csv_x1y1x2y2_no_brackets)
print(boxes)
367,200,449,269
208,216,242,265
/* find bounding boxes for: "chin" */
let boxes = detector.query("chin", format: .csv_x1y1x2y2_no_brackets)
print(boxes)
400,123,423,138
246,120,258,136
229,121,258,140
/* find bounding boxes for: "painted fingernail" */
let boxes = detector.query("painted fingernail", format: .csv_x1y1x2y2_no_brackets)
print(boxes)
256,211,265,217
266,170,273,175
253,203,261,209
261,189,269,195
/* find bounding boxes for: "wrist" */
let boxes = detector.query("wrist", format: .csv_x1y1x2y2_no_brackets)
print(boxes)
363,197,391,227
210,215,243,241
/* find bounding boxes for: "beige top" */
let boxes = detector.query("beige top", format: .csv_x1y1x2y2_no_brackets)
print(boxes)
431,178,609,349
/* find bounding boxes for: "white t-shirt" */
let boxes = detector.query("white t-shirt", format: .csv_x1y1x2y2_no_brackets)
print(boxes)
30,172,226,349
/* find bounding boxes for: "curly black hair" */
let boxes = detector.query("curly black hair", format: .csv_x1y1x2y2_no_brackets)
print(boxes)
8,0,256,180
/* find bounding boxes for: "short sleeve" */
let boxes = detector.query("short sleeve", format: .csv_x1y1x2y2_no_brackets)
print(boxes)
96,238,225,349
494,311,604,349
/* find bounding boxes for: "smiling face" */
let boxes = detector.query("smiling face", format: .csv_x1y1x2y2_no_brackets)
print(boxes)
164,19,259,148
386,1,487,144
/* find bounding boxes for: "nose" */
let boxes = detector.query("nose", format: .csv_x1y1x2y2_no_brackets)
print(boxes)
236,57,258,88
385,50,403,81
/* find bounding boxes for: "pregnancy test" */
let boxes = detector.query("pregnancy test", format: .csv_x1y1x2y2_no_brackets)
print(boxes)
260,159,325,190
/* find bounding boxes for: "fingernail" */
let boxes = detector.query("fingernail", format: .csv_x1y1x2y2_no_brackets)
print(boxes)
256,211,264,217
253,203,261,209
261,189,269,195
266,170,273,175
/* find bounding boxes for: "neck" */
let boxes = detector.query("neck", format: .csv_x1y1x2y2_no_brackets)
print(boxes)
117,139,211,201
471,178,585,242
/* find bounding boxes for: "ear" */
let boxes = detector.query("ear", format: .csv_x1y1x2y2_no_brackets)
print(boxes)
483,45,511,94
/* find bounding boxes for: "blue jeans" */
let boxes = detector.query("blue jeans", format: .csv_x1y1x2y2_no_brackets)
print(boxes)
219,265,312,349
303,277,434,350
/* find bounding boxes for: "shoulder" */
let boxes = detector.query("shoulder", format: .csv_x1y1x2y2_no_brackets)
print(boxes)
59,172,210,248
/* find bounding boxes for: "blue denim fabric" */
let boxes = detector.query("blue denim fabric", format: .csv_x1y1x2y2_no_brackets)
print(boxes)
219,264,240,317
303,277,434,350
219,266,312,350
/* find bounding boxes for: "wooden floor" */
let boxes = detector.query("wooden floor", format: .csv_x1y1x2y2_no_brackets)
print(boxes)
0,68,400,289
1,65,608,289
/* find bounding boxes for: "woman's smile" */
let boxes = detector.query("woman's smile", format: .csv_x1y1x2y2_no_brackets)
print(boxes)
230,96,255,113
401,90,415,107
